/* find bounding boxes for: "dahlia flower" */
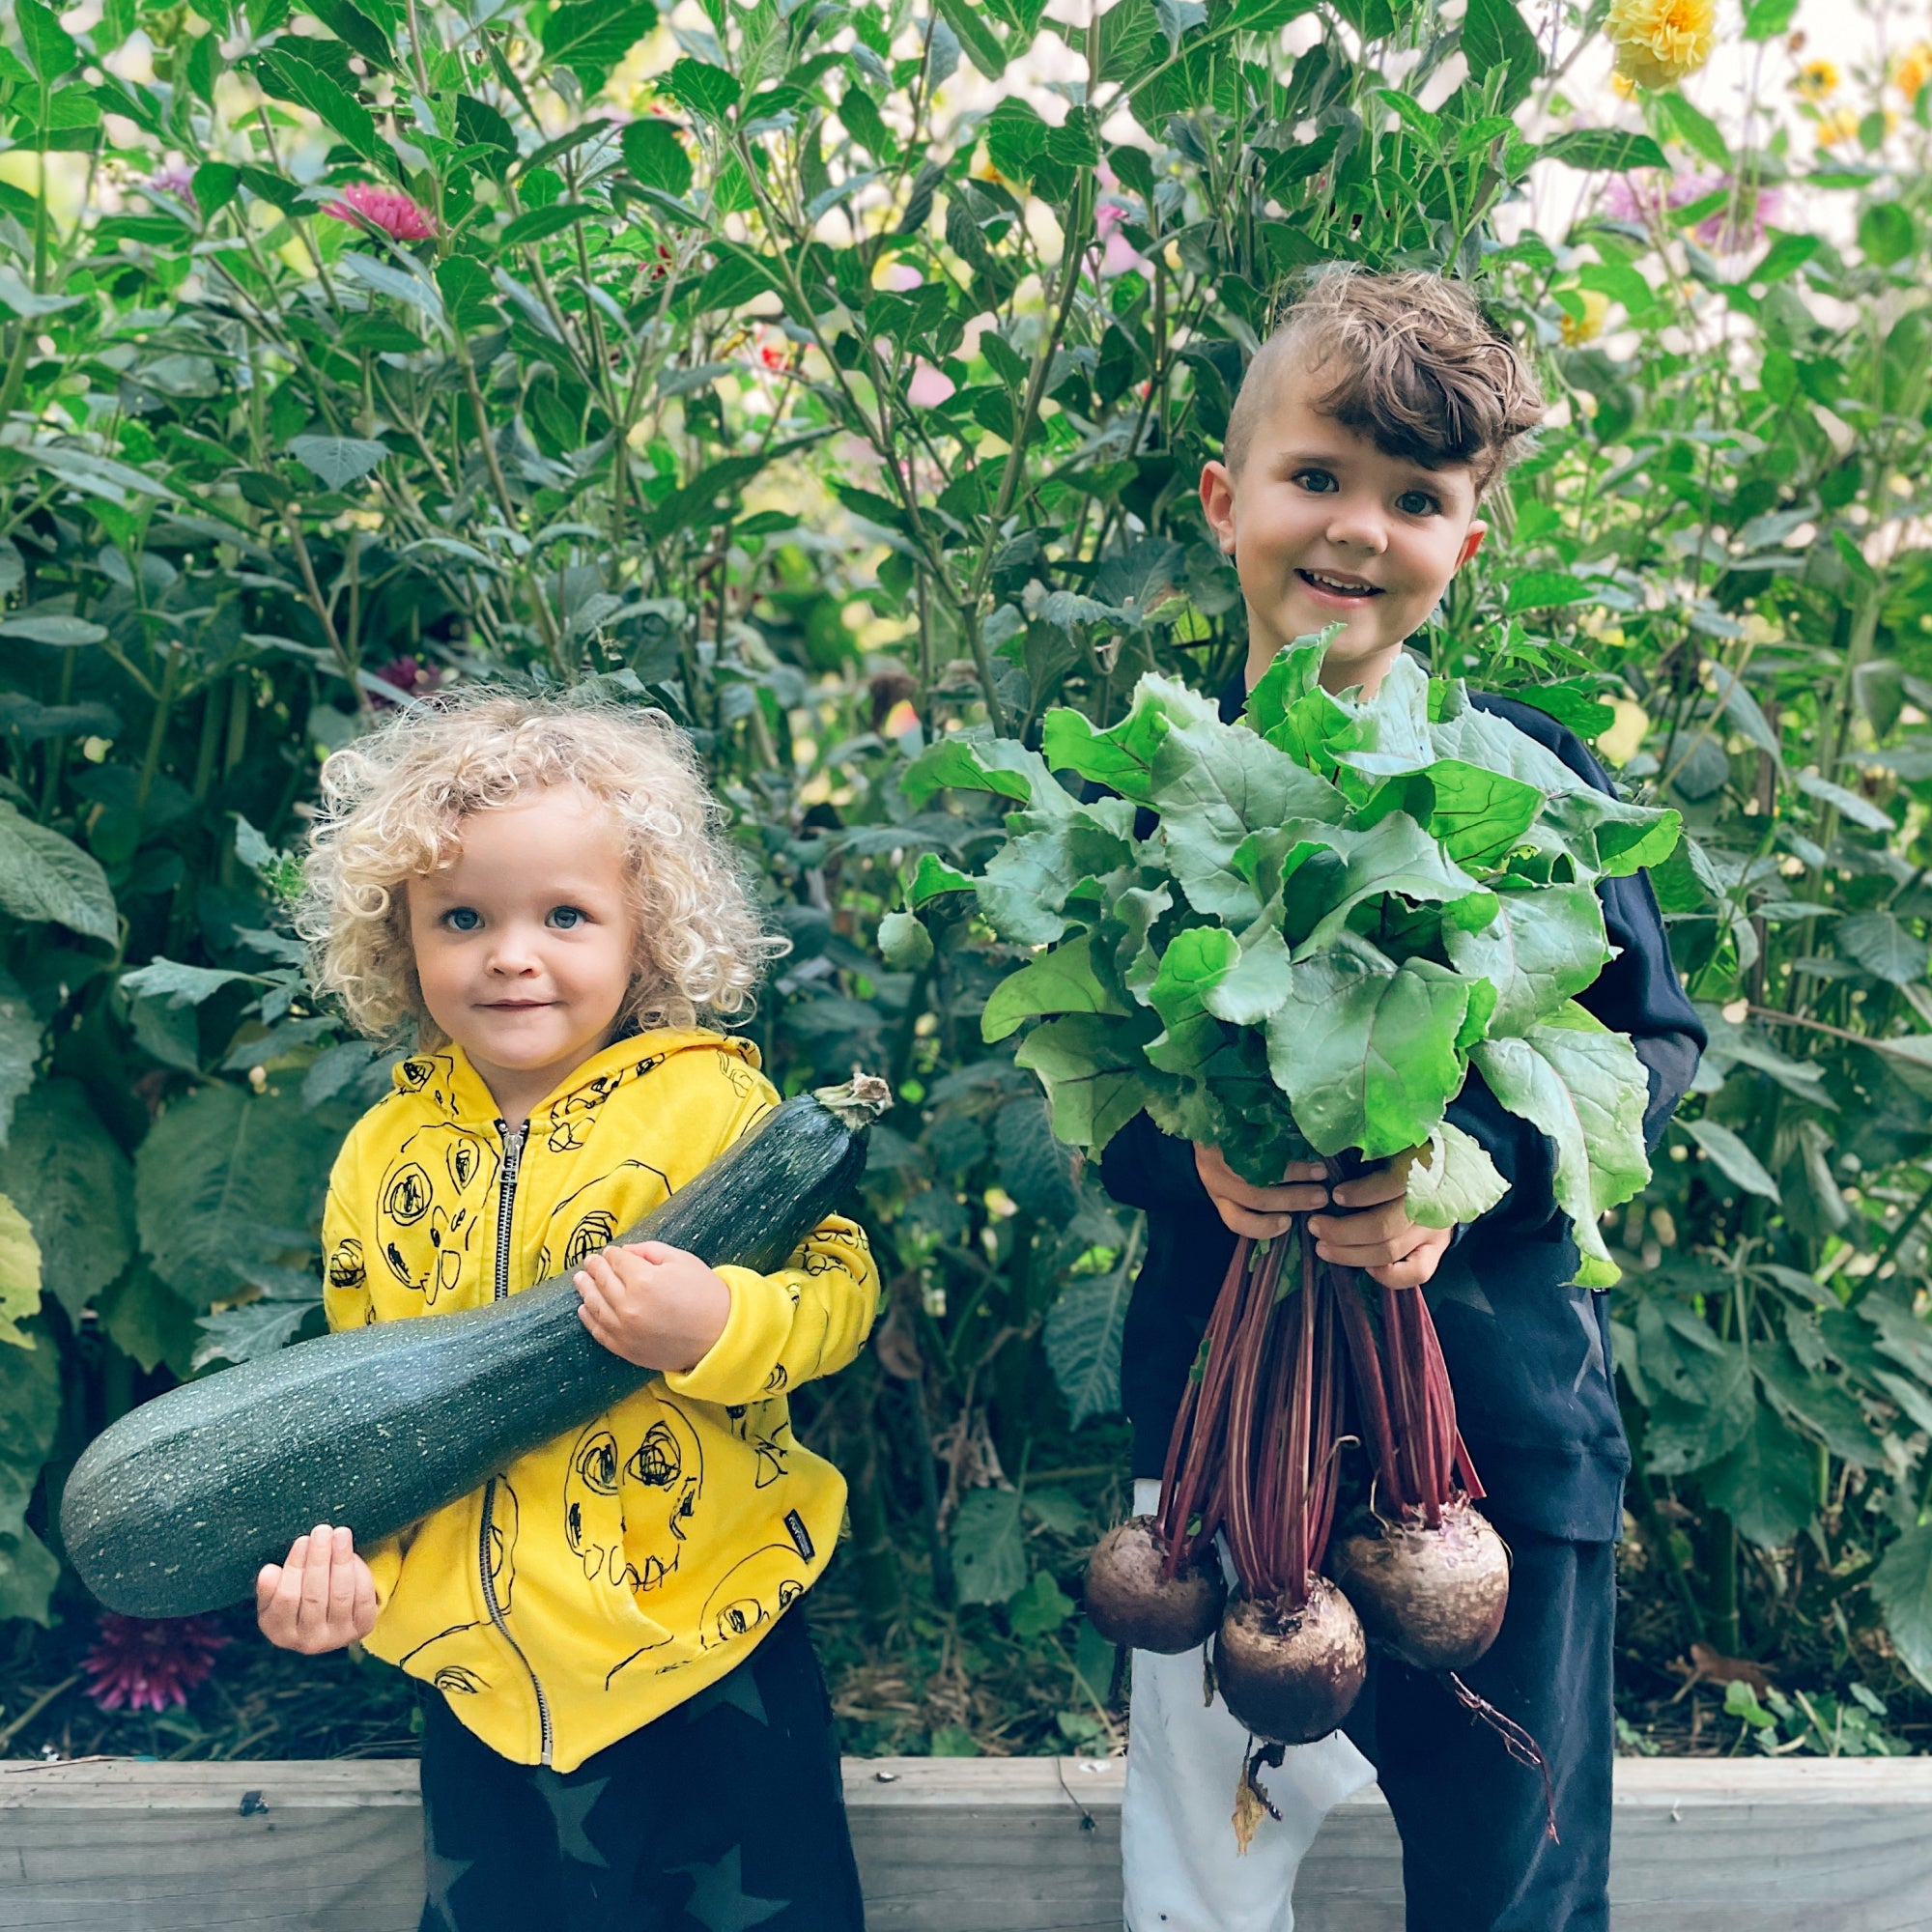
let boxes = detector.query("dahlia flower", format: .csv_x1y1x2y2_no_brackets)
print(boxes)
1560,289,1610,346
1606,0,1716,90
1891,42,1932,101
323,183,438,242
80,1613,228,1714
1792,60,1838,101
906,360,955,408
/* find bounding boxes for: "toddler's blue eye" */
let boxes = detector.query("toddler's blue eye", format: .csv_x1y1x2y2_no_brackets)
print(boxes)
1293,469,1338,494
444,907,481,932
548,905,585,930
1397,489,1439,516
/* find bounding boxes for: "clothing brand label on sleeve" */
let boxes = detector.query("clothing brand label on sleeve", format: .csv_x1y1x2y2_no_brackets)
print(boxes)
783,1510,814,1562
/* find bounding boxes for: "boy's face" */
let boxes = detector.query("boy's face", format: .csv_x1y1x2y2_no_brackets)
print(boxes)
408,787,639,1111
1201,364,1488,695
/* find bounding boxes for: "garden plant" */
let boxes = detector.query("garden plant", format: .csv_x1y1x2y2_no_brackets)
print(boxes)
0,0,1930,1762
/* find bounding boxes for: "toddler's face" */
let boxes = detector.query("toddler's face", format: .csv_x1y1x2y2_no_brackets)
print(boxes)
1202,365,1487,694
407,787,639,1101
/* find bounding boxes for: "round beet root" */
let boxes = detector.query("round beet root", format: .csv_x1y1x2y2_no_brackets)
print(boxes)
1083,1516,1226,1654
1213,1577,1366,1744
1330,1498,1509,1674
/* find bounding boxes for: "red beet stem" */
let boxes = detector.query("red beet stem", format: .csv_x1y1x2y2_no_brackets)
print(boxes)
1334,1266,1402,1503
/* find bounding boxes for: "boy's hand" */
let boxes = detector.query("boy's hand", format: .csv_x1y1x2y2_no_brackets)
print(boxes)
575,1240,732,1374
1309,1160,1453,1291
1193,1143,1330,1237
257,1524,377,1653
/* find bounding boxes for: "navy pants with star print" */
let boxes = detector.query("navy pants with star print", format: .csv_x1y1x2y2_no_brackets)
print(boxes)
416,1608,867,1932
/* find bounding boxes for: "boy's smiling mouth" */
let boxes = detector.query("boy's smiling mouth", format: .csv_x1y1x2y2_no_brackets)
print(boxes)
1296,568,1383,599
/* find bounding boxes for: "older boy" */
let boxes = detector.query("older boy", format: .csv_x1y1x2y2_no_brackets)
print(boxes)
1100,270,1704,1932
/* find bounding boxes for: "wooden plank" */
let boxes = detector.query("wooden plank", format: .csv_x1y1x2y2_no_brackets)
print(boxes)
0,1758,1926,1930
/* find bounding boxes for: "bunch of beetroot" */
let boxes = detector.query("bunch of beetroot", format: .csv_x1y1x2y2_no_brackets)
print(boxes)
1087,1216,1533,1781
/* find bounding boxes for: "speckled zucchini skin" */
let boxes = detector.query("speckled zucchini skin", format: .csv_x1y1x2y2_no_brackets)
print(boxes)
62,1085,878,1619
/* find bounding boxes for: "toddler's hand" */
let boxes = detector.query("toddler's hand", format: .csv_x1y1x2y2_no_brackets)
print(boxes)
1309,1159,1454,1291
576,1240,732,1374
1192,1143,1330,1238
257,1523,377,1654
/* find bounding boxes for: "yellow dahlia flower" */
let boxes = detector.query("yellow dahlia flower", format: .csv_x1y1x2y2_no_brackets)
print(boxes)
1891,42,1932,101
1560,289,1611,346
1606,0,1717,90
1792,60,1839,101
1815,106,1861,146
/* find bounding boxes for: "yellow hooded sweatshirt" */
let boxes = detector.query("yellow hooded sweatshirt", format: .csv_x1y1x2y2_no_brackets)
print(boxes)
320,1029,879,1773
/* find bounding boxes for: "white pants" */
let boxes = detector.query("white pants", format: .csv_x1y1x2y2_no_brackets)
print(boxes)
1121,1479,1377,1932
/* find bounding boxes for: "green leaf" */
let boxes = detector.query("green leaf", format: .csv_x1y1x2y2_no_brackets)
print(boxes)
0,1080,133,1321
1444,884,1610,1035
14,0,79,80
1658,92,1730,169
1402,1122,1507,1230
1836,910,1928,986
0,1325,59,1624
303,0,396,69
0,1193,41,1346
995,1098,1082,1224
937,0,1008,77
905,852,975,909
1458,0,1542,110
901,732,1059,812
1741,0,1798,35
1015,1011,1164,1151
1872,1523,1932,1692
194,1295,316,1368
0,614,104,645
287,433,390,488
623,117,694,195
254,48,381,159
1044,1241,1132,1426
976,801,1136,947
540,0,655,90
1701,1406,1814,1549
951,1488,1028,1604
0,968,38,1148
0,802,118,942
658,57,740,121
1858,201,1915,269
120,958,256,1008
876,910,934,972
134,1084,348,1306
1006,1568,1074,1636
1471,1004,1650,1287
1265,943,1471,1161
1539,129,1668,172
1292,812,1488,954
1406,760,1545,871
436,255,498,331
499,203,595,247
982,935,1130,1043
1503,571,1604,614
96,1265,199,1378
1681,1119,1780,1202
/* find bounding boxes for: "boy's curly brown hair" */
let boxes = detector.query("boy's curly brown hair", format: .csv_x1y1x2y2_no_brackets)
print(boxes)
1223,267,1545,497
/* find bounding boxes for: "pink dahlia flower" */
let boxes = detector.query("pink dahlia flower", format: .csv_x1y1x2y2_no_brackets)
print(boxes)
81,1613,229,1714
906,360,956,408
323,183,438,242
367,655,442,707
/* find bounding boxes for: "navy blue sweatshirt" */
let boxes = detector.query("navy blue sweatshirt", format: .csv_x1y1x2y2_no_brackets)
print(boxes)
1097,681,1705,1543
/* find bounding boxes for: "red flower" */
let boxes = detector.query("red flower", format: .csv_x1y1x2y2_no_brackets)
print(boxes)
323,183,438,242
81,1613,229,1714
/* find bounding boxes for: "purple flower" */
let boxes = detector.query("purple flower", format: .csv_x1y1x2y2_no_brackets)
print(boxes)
367,656,442,708
81,1613,229,1714
1601,168,1782,254
144,164,197,211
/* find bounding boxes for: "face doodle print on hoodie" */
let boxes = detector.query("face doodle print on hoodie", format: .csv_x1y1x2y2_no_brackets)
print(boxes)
374,1123,499,1307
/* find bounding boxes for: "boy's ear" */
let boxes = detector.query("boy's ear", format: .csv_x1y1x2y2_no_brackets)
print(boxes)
1456,521,1489,570
1200,461,1237,554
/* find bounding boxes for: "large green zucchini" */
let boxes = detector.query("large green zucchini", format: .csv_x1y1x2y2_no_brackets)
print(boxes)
62,1074,888,1619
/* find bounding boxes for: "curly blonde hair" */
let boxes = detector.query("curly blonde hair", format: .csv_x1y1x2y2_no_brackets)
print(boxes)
298,691,782,1042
